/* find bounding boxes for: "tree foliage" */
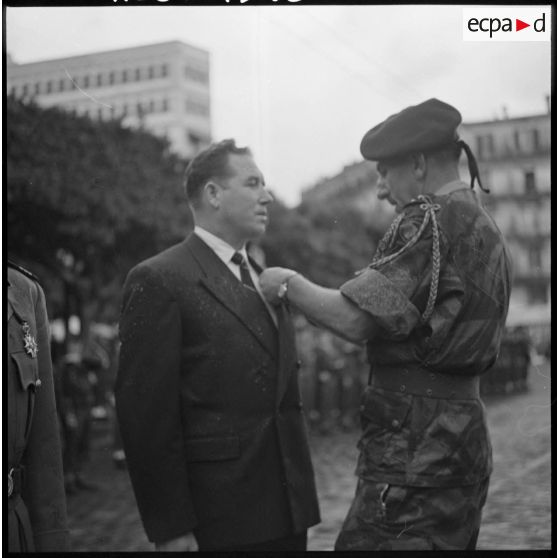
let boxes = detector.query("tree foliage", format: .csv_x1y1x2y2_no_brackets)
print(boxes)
262,194,383,288
7,96,191,324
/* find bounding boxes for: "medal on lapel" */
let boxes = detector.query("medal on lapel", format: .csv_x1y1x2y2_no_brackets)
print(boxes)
22,322,38,358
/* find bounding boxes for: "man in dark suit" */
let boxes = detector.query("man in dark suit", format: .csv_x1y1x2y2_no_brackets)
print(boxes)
115,139,320,551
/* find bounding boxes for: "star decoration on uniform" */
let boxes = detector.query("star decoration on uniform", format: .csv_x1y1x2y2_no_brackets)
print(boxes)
22,322,38,358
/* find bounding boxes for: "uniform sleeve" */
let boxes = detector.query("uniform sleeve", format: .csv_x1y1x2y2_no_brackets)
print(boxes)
22,283,70,552
114,264,197,544
340,213,442,340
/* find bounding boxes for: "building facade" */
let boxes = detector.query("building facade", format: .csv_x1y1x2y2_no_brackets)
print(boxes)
300,160,395,230
6,41,211,159
458,111,551,308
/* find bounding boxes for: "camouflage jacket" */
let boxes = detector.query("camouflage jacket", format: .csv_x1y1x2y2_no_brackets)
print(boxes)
340,182,512,487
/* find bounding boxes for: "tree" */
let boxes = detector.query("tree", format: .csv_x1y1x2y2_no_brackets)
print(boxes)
7,96,191,337
262,193,384,288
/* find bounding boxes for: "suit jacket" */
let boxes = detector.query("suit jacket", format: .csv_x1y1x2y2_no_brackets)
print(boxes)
7,264,70,552
115,233,320,549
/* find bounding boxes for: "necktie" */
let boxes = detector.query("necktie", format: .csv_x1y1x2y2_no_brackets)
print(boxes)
231,252,257,290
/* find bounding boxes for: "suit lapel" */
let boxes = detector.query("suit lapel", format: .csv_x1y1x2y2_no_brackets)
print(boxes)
247,252,297,405
247,249,298,405
186,234,278,359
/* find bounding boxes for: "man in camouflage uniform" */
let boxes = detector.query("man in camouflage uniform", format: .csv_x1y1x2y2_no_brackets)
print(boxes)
260,98,512,550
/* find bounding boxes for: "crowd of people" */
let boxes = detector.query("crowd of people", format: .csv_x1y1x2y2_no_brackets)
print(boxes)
49,328,123,494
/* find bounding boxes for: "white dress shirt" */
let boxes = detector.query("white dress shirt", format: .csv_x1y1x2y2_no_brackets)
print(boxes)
193,226,277,325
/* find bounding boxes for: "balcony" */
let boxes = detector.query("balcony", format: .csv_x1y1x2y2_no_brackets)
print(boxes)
481,190,551,205
475,145,551,162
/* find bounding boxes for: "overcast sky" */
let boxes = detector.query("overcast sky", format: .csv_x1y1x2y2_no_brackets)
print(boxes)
5,5,552,206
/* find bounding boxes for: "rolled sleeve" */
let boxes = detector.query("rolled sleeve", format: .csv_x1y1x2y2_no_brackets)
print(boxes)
340,268,421,339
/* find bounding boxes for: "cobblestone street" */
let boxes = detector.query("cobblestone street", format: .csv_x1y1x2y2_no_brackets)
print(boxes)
66,361,552,551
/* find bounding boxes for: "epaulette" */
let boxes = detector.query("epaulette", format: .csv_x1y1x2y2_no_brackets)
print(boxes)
8,260,40,283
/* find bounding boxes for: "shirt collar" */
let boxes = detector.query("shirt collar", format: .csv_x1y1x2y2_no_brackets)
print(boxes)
193,226,248,265
434,179,469,196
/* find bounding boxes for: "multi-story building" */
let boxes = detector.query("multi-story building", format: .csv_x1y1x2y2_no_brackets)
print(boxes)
6,40,211,159
458,107,552,310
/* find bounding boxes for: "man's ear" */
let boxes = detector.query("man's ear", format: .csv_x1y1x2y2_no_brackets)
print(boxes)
204,181,221,209
412,153,427,181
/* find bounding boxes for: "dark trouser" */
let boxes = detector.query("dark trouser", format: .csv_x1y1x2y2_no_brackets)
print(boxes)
225,531,307,551
335,477,490,551
63,408,92,475
8,496,35,552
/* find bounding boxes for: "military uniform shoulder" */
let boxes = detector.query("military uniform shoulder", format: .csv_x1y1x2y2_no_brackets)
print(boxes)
8,260,40,284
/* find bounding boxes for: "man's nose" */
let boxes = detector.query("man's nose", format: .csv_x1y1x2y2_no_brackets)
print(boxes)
376,180,390,200
260,188,274,204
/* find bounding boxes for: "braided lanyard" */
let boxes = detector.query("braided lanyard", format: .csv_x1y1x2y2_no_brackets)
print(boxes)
369,195,441,323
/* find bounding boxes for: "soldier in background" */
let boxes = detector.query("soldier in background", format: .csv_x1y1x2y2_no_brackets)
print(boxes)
58,348,98,494
106,339,127,469
7,260,70,551
510,326,531,393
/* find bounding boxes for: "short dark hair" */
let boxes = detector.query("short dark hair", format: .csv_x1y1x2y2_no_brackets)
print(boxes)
184,139,252,206
425,141,463,164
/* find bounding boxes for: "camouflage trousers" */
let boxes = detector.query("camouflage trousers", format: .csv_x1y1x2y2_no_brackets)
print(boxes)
334,477,490,551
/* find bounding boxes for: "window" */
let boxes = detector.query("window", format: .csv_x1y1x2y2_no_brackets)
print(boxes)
149,100,155,113
161,64,168,77
186,97,210,116
109,72,115,85
83,75,90,88
532,129,540,151
46,81,52,94
188,131,202,147
531,288,548,305
528,247,542,270
97,73,103,87
162,98,169,112
35,82,41,94
10,86,16,97
148,66,154,79
184,66,209,83
122,70,128,83
135,68,141,81
524,170,536,194
22,84,29,96
513,130,521,152
59,79,66,92
137,102,144,117
475,134,494,160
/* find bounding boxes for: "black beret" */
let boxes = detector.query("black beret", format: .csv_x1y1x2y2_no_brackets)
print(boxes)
360,98,462,161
